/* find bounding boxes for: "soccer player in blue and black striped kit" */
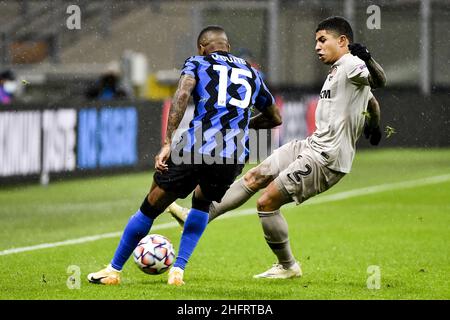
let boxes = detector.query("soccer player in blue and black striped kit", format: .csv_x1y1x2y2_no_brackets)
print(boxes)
88,26,282,286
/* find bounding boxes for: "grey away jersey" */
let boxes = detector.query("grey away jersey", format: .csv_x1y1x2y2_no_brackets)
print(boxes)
307,53,373,173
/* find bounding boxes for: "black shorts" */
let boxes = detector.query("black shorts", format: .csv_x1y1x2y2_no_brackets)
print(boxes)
154,158,244,202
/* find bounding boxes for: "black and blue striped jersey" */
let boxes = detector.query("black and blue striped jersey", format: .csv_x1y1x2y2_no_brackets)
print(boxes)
179,50,274,163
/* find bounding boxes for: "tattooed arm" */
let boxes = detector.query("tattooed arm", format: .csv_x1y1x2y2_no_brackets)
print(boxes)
155,75,196,172
164,75,196,145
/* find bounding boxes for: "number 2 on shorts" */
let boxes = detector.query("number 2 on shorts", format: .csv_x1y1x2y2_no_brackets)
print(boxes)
287,164,312,184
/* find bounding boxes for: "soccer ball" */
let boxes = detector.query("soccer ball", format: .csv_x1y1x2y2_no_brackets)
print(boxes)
133,234,176,275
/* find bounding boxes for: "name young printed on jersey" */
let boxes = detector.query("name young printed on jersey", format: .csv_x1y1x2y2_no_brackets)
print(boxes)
211,52,246,65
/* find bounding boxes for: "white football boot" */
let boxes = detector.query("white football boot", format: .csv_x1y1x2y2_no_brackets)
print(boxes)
167,266,185,286
253,261,302,279
167,202,189,228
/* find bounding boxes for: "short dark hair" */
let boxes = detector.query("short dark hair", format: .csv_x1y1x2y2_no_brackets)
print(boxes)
197,25,226,47
316,16,353,43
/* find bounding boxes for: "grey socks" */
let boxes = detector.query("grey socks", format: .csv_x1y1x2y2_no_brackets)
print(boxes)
208,178,256,222
258,210,296,268
207,177,296,268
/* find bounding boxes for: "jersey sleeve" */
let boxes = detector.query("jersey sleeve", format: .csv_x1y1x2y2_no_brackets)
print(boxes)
254,69,275,111
180,56,197,78
345,56,370,86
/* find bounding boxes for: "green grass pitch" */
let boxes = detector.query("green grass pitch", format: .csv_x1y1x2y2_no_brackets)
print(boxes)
0,148,449,300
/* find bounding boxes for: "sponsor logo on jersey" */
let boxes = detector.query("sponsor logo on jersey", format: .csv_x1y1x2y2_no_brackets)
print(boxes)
320,89,331,99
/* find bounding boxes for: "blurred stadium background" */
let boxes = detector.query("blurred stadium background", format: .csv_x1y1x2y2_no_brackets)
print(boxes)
0,0,449,300
0,0,448,185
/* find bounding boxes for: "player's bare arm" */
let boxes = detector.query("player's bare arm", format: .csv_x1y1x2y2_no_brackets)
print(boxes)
155,74,196,172
348,43,386,89
249,104,282,129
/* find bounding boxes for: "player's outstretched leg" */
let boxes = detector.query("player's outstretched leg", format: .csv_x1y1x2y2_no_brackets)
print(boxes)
89,184,176,285
253,181,302,279
88,197,154,285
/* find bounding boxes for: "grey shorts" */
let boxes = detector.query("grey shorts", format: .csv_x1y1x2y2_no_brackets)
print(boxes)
258,139,345,204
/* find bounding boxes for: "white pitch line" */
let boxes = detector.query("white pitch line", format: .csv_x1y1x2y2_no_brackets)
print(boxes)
0,222,179,256
1,173,449,256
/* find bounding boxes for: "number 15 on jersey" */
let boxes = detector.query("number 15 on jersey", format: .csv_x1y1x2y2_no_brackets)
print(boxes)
213,65,252,109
